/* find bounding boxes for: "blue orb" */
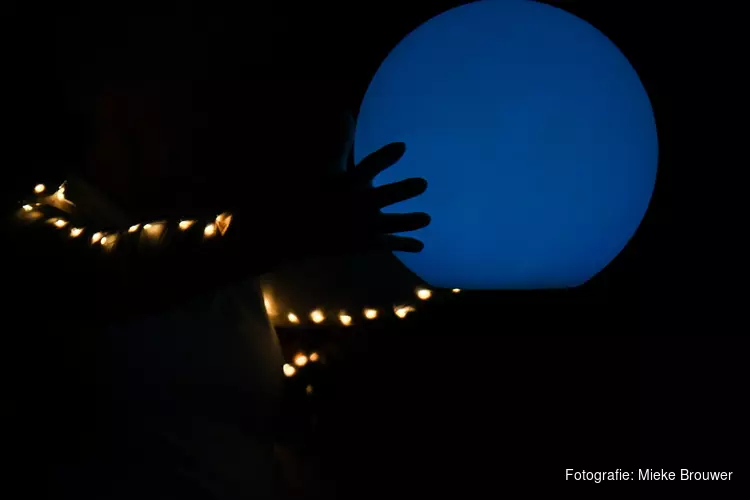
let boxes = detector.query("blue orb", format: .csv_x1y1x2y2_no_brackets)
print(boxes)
354,0,658,290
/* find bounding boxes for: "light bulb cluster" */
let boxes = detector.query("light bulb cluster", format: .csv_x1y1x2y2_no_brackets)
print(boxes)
283,350,321,377
18,182,232,251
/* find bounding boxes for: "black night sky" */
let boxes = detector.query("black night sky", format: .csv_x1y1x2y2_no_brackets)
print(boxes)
3,2,746,499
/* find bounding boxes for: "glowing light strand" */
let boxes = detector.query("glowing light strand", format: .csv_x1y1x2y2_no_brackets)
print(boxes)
18,181,460,327
18,181,233,252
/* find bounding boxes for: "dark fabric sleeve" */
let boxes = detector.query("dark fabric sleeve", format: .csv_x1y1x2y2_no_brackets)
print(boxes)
1,210,95,494
1,206,280,498
5,202,278,322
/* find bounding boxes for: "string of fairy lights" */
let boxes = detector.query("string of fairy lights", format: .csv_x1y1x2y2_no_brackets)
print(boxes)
261,285,460,328
16,181,462,378
17,182,233,248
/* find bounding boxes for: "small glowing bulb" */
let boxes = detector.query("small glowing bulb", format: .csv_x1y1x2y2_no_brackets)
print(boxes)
53,219,67,228
452,288,461,293
309,352,319,362
22,204,33,212
287,313,299,324
179,220,195,230
215,212,233,235
91,232,103,244
204,223,216,237
143,223,152,230
56,190,65,201
100,236,108,245
306,385,313,395
416,288,432,300
128,224,140,233
34,184,46,194
294,353,308,367
310,310,325,324
283,364,296,377
70,227,83,238
339,313,352,326
395,306,415,319
364,308,378,320
142,222,165,239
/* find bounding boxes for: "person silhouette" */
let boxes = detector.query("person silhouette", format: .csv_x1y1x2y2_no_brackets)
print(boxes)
3,77,430,499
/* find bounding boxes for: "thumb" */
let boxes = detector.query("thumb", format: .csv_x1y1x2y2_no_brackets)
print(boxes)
331,110,355,174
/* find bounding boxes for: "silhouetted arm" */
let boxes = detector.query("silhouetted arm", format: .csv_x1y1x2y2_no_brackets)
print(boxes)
2,201,283,498
6,199,279,325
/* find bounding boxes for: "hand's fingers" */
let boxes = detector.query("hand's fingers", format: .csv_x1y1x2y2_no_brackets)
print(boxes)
367,177,427,209
373,212,431,234
354,142,406,181
374,234,425,253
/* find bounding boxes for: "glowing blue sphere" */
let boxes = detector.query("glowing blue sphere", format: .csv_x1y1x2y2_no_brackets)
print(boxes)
354,0,658,290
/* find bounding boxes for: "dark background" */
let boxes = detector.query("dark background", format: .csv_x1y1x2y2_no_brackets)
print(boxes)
5,1,746,498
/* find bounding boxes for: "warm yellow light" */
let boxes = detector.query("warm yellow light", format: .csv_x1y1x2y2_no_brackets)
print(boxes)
310,310,325,324
129,224,141,233
22,210,42,220
294,353,308,367
70,227,83,238
395,306,415,319
100,236,108,245
53,219,68,228
287,313,299,324
178,220,195,230
55,190,65,201
309,352,319,362
452,288,461,293
22,204,33,212
215,212,232,235
283,364,296,377
104,234,117,245
306,385,313,395
91,232,103,244
263,294,277,317
143,223,165,239
204,223,216,237
339,313,352,326
143,223,152,230
34,184,46,194
364,308,378,320
416,288,432,300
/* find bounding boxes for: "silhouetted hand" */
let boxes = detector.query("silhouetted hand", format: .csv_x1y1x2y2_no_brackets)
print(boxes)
235,112,430,268
82,85,429,275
